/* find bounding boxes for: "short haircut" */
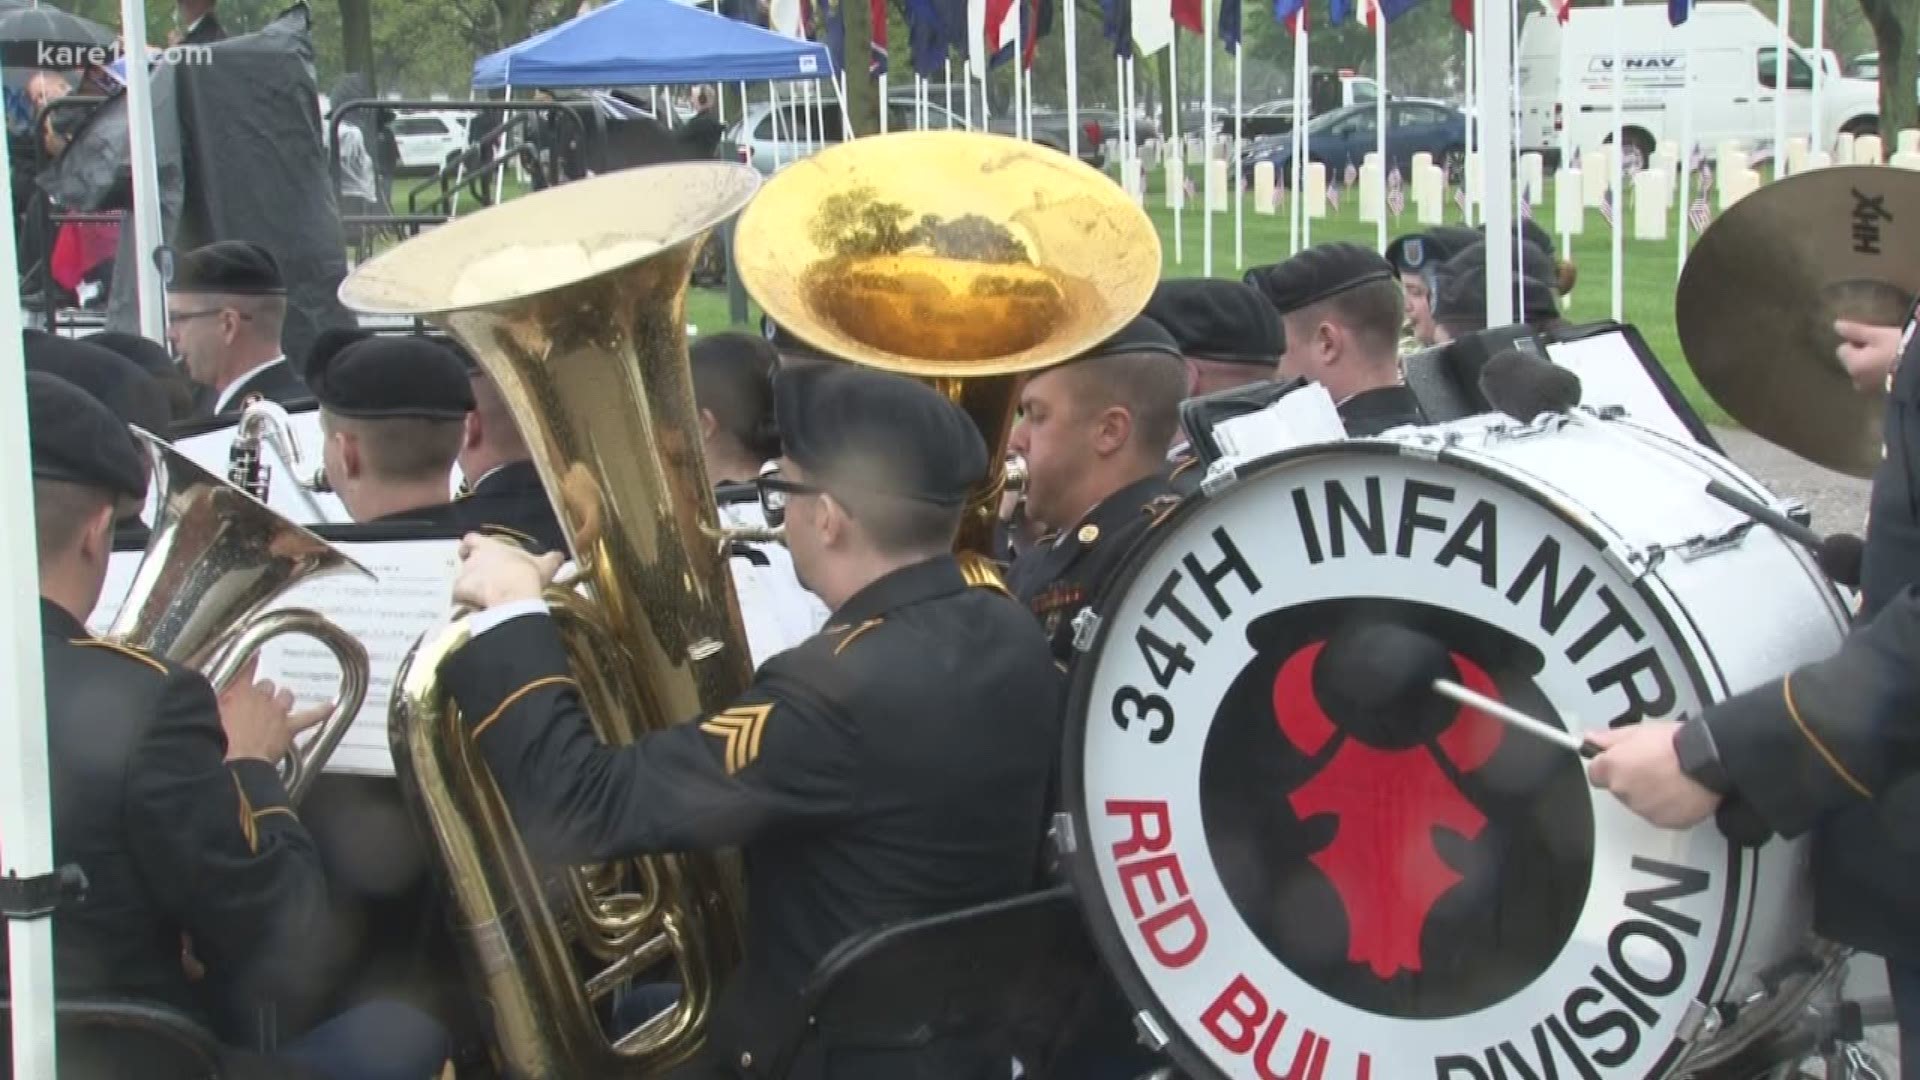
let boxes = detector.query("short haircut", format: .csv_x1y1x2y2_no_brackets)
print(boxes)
691,331,780,461
470,373,528,457
1288,277,1404,357
1060,349,1187,459
831,486,965,557
323,411,464,484
35,478,111,563
214,292,287,340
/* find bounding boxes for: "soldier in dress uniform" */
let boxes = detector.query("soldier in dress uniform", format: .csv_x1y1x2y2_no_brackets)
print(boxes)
166,241,308,418
1589,315,1920,1077
1247,242,1427,436
1004,316,1188,662
1428,239,1573,343
438,364,1061,1079
1143,278,1285,496
84,329,200,426
447,338,568,555
1385,225,1479,351
22,331,167,549
6,373,447,1080
304,330,475,532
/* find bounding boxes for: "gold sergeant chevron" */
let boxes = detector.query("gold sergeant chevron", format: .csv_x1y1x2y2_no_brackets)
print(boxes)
700,704,774,775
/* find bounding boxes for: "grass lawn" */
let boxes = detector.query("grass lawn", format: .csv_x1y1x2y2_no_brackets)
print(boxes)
461,170,1727,424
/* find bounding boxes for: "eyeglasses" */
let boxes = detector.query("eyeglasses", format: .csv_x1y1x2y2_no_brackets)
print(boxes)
755,464,822,526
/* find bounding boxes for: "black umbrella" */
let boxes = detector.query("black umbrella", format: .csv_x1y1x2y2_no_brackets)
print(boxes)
0,5,113,48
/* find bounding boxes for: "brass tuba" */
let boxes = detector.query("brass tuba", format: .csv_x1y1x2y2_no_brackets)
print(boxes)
732,130,1161,583
107,430,374,802
338,162,762,1077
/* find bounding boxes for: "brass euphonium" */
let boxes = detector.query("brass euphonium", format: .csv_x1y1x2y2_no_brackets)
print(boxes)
732,130,1161,583
107,429,373,802
338,162,762,1077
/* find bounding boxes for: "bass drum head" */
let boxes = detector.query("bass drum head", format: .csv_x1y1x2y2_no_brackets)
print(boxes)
1060,441,1751,1080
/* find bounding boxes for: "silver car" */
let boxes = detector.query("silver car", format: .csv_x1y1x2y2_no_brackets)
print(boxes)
722,96,1107,174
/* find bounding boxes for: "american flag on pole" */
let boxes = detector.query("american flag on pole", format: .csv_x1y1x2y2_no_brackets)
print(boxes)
1520,189,1533,220
1688,193,1710,234
1344,162,1358,188
1183,173,1197,202
1386,165,1404,215
1599,186,1615,228
1328,182,1342,212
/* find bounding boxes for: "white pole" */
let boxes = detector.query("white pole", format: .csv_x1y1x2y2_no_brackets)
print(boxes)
1609,0,1624,321
769,82,786,167
1374,4,1388,251
1171,39,1184,264
1066,0,1081,158
816,78,830,143
1773,0,1789,180
1467,20,1479,222
1557,19,1570,260
1677,41,1694,277
121,0,167,340
945,60,956,127
1204,0,1215,276
1299,20,1312,249
0,110,57,1080
1511,0,1524,277
1483,0,1516,326
1812,0,1825,152
880,69,890,132
1235,40,1244,267
1021,0,1033,141
965,60,975,128
1115,54,1126,174
1127,57,1138,179
1289,24,1301,255
833,70,855,136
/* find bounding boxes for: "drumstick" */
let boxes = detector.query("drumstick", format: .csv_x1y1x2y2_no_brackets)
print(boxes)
1433,679,1601,759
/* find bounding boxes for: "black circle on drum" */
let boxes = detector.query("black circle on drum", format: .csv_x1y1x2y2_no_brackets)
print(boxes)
1199,596,1591,1020
1054,440,1748,1080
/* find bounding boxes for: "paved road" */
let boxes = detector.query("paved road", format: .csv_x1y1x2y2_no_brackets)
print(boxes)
1707,427,1897,1076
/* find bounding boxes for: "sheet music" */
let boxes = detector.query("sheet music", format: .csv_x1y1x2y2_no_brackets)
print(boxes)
1211,382,1348,463
89,537,460,779
1546,333,1696,444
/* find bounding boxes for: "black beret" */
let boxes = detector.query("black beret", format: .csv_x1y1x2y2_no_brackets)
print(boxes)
1142,280,1283,366
760,313,832,361
28,371,148,502
1073,314,1184,363
169,240,285,296
305,333,475,421
1431,242,1561,329
773,364,986,506
82,330,178,383
1244,242,1396,317
1386,226,1481,276
24,331,167,437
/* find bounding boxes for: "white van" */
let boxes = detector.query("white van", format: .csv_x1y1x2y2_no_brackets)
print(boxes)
1518,2,1879,168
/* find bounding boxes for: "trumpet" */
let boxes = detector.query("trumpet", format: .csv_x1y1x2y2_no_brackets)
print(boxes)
230,399,331,502
112,429,374,802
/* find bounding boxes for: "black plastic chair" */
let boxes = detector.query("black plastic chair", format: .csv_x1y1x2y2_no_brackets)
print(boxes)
0,997,224,1079
768,885,1094,1080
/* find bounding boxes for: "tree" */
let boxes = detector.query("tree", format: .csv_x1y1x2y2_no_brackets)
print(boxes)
1858,0,1918,135
339,0,376,92
844,0,880,135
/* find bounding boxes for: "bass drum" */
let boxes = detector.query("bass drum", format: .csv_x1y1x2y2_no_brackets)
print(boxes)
1058,411,1852,1080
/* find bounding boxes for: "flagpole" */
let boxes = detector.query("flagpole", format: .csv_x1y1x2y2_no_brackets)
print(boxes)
1171,38,1184,266
1465,28,1476,218
946,59,956,127
1609,0,1624,321
1773,0,1789,181
1203,0,1215,276
1374,2,1387,251
1234,29,1244,267
1288,17,1300,256
1556,8,1569,261
1510,0,1525,287
1482,0,1515,326
1677,33,1694,278
1066,0,1081,157
1812,0,1825,153
965,60,975,128
1298,15,1311,249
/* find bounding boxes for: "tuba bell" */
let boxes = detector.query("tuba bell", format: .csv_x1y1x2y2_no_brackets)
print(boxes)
732,130,1161,584
107,429,374,802
338,161,763,1077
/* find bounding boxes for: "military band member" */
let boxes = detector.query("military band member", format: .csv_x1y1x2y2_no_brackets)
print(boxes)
83,329,201,427
166,241,308,418
449,338,568,555
23,331,168,549
1429,240,1572,343
8,373,446,1080
1248,242,1428,436
1385,225,1479,350
305,331,476,532
438,364,1062,1078
693,331,829,665
1143,278,1286,495
1005,316,1187,662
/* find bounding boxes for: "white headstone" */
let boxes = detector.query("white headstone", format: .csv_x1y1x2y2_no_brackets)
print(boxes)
1520,152,1546,205
1583,150,1610,208
1123,157,1145,203
1891,151,1920,171
1165,157,1185,209
1836,133,1857,165
1900,129,1920,156
1723,167,1762,207
1717,150,1750,210
1416,163,1445,224
1305,161,1328,219
1786,136,1809,175
1805,150,1835,171
1359,156,1383,223
1854,135,1884,164
1556,168,1586,236
1254,161,1277,214
1632,169,1669,239
1208,159,1230,210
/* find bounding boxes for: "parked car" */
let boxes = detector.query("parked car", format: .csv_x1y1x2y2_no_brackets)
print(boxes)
1241,100,1466,185
1236,72,1386,140
389,111,470,174
723,97,1108,174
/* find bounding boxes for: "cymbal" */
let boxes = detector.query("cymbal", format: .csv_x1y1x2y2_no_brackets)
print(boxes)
1676,165,1917,479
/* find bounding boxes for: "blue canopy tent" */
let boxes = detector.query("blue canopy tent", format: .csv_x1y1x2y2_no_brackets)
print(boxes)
472,0,836,88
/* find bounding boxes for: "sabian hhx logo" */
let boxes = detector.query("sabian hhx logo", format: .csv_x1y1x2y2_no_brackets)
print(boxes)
701,704,774,774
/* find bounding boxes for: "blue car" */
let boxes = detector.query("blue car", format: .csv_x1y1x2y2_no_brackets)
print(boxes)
1241,100,1468,187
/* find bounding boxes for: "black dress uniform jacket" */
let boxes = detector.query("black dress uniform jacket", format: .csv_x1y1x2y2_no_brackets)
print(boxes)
1801,307,1920,964
1007,474,1177,662
4,601,327,1021
440,556,1062,1079
1338,383,1427,437
458,460,567,555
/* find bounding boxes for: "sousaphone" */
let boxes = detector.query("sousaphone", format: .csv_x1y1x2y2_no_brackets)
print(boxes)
732,130,1163,582
1677,165,1920,478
